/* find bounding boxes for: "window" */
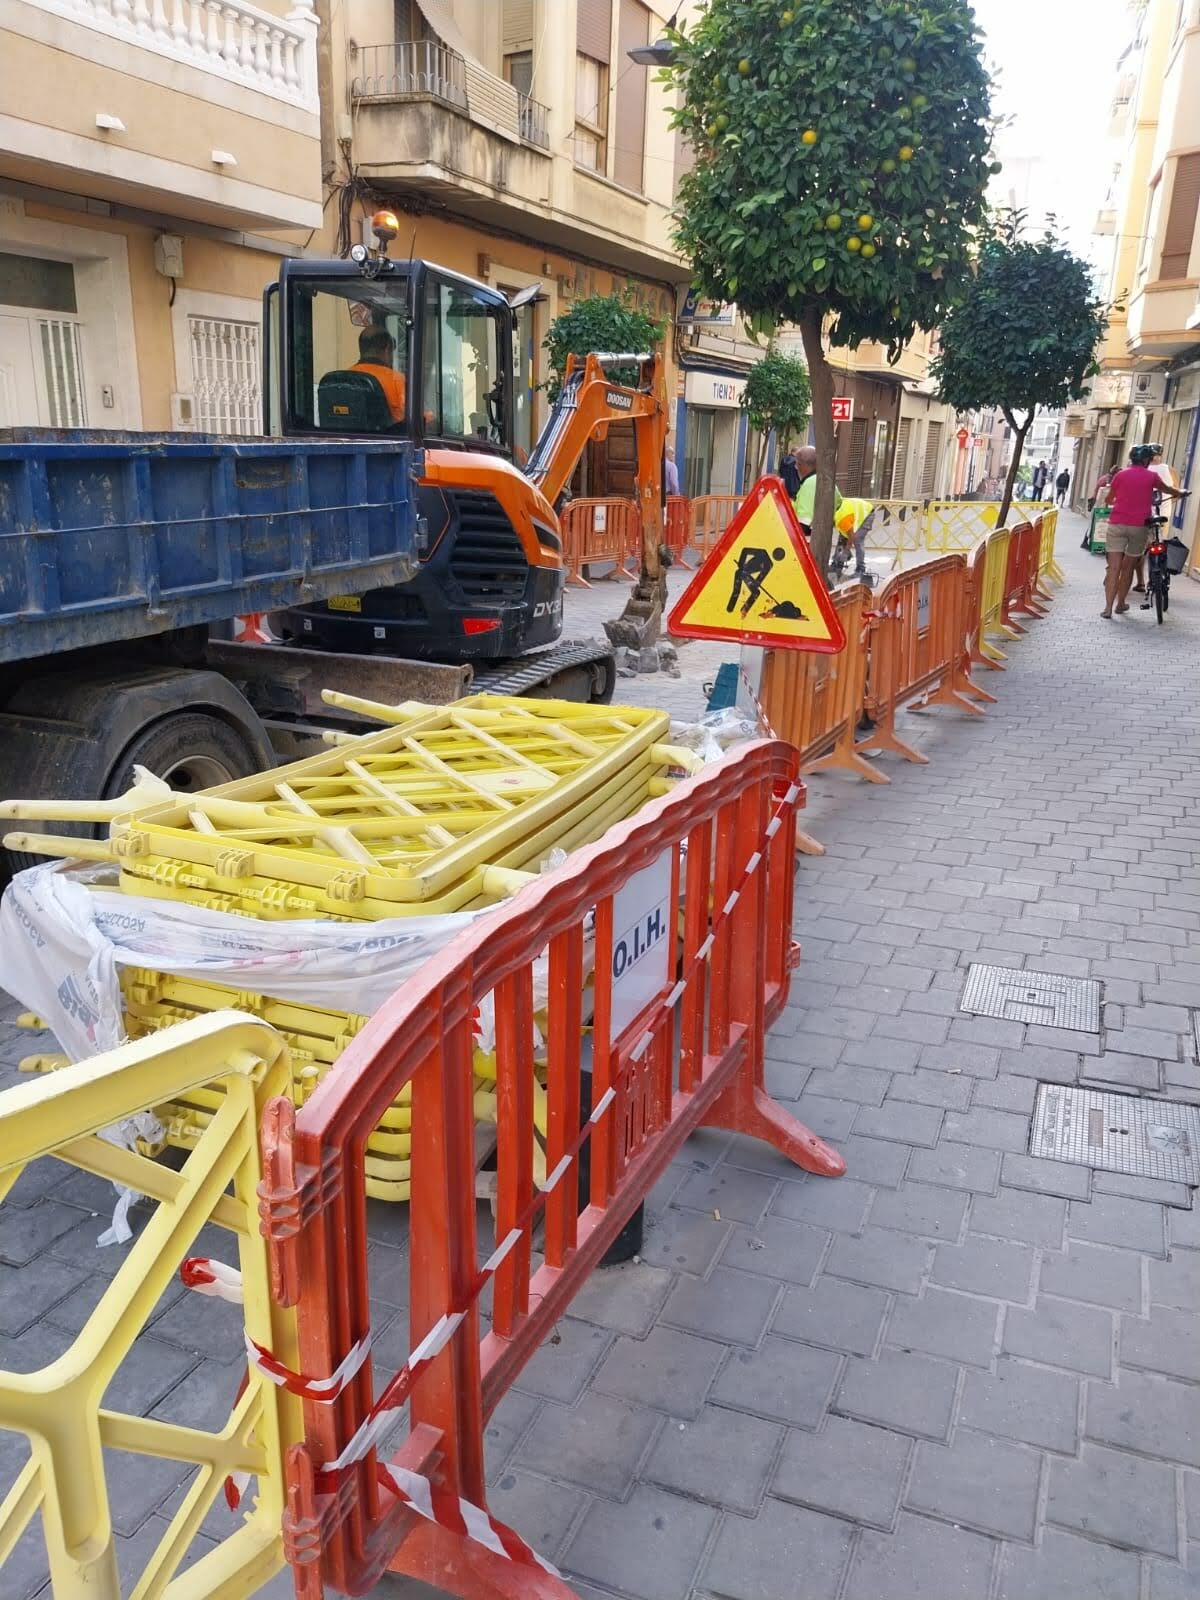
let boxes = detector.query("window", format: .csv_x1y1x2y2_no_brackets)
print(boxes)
38,318,87,427
1159,153,1200,280
871,419,891,497
1139,179,1164,279
0,252,77,313
891,416,913,496
504,50,533,98
421,276,506,444
188,316,260,434
921,421,945,497
683,409,714,497
287,273,411,435
574,53,608,170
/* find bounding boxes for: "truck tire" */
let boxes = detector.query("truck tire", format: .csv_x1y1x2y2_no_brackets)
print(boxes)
103,712,260,798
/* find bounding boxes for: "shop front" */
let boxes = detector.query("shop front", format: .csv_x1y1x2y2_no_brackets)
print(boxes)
679,368,748,498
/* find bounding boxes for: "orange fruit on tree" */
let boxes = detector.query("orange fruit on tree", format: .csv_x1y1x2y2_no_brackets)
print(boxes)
847,236,862,252
825,213,843,229
880,158,896,173
862,243,877,258
899,145,915,161
857,213,874,230
801,128,818,145
738,57,751,74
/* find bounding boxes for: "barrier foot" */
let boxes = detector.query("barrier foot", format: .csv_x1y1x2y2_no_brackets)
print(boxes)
1000,616,1027,636
855,724,929,766
976,641,1008,668
566,571,592,589
707,1081,846,1178
1048,559,1066,583
807,746,891,786
957,671,999,706
387,1515,579,1599
794,825,825,856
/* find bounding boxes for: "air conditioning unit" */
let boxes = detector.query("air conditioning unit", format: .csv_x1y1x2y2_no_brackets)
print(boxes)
1132,371,1167,407
171,392,197,430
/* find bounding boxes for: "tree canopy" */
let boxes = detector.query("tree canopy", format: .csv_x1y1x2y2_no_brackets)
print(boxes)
931,212,1109,522
542,293,666,401
740,348,812,468
667,0,994,565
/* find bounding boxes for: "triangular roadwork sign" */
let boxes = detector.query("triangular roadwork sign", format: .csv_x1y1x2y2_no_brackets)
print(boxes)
668,476,847,654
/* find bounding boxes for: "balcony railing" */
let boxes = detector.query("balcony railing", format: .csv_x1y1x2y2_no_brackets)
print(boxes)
21,0,318,110
352,39,550,150
352,39,467,109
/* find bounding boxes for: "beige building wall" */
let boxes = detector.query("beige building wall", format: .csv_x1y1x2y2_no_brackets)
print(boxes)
0,0,321,432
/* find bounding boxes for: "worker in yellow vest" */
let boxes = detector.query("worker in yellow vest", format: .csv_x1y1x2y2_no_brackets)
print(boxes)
832,495,876,584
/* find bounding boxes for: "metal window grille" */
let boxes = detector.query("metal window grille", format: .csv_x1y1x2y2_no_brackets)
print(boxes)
921,420,945,497
37,318,86,428
189,315,261,434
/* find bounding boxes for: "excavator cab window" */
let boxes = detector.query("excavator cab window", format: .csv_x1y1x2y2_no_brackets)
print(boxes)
281,265,414,436
418,272,510,451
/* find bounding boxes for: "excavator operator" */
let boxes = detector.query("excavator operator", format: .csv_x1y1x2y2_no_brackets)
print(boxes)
350,326,406,424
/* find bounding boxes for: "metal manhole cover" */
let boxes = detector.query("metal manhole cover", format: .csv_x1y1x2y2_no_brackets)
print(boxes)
961,964,1101,1032
1031,1084,1200,1185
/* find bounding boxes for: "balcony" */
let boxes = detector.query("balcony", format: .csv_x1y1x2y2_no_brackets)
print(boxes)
1127,279,1200,359
2,0,321,226
351,41,549,150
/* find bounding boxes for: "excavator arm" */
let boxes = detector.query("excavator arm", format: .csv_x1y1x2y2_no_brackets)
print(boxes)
524,352,668,571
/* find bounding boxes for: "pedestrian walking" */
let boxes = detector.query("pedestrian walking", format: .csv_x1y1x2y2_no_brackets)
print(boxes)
664,445,680,498
1098,444,1189,619
1055,467,1070,506
1032,460,1049,499
779,447,802,499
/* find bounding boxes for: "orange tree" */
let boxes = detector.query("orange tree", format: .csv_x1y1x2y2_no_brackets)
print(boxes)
668,0,993,567
931,213,1110,525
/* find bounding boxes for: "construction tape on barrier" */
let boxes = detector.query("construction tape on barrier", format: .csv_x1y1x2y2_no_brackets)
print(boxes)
373,1462,561,1579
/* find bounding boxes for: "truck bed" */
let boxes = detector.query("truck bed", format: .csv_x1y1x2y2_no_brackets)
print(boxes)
0,429,417,664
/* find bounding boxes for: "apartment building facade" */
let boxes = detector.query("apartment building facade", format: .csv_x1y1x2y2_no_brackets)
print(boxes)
0,0,322,431
1081,0,1200,565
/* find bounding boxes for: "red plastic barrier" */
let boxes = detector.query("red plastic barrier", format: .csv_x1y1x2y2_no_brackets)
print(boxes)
260,741,844,1600
1001,519,1049,634
664,494,690,561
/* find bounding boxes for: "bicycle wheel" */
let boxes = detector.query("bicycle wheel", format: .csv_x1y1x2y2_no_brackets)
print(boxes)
1155,580,1165,624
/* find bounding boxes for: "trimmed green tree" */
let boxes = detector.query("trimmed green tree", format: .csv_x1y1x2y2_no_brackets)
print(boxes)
930,212,1110,525
668,0,994,567
542,293,666,401
740,347,812,474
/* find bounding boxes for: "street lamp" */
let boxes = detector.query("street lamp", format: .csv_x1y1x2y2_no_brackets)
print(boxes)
627,7,680,67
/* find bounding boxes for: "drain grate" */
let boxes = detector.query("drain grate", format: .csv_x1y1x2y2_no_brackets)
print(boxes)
1031,1084,1200,1185
961,964,1101,1033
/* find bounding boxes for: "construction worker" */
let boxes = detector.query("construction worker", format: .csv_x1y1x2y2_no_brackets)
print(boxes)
832,495,876,583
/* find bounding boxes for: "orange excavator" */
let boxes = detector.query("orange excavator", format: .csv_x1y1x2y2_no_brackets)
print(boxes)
273,210,669,701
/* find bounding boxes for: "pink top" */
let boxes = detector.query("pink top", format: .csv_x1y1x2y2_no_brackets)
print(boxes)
1108,465,1159,528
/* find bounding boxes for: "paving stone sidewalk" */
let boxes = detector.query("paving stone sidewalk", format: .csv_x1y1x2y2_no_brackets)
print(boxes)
4,511,1200,1599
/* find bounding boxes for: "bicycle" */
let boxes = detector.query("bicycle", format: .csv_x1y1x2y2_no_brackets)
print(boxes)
1142,484,1191,624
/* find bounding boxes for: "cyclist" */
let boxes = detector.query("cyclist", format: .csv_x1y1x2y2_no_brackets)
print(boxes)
1098,444,1188,618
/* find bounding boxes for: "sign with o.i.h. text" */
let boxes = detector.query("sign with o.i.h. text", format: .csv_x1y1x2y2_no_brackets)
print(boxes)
608,849,674,1042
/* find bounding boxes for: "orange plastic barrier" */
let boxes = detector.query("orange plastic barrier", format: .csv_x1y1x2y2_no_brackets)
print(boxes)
258,742,844,1600
664,493,690,561
687,494,745,563
559,498,640,586
857,554,991,766
1001,519,1049,634
759,583,888,785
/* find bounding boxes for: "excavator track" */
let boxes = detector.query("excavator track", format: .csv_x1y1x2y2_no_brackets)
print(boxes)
471,639,617,703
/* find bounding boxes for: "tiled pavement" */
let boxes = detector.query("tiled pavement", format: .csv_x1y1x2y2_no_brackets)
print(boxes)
4,511,1200,1599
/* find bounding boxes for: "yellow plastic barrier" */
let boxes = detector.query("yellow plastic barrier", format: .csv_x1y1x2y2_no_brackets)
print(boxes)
1038,506,1064,587
862,500,926,570
0,695,681,922
0,1013,300,1598
923,500,1000,551
977,527,1018,664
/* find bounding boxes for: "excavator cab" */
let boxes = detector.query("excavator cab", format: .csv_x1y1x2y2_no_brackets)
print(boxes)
266,254,513,452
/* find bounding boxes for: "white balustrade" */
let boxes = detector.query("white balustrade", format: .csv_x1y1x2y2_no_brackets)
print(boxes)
23,0,318,110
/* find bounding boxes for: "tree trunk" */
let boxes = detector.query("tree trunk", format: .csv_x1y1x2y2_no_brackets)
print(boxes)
998,409,1032,527
756,427,770,477
798,303,837,571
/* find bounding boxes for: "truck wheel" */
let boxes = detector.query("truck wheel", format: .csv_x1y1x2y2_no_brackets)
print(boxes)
103,713,262,798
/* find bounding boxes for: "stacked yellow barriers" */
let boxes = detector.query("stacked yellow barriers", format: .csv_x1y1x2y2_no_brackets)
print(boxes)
5,694,683,1200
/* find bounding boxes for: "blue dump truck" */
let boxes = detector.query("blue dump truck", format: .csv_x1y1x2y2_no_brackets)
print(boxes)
0,236,673,846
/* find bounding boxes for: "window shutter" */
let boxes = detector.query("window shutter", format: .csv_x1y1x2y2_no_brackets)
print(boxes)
576,0,612,63
613,0,648,190
891,416,913,497
502,0,533,52
1159,152,1200,280
846,418,868,493
921,421,944,497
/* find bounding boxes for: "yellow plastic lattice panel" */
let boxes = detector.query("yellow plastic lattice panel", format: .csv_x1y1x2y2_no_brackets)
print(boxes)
0,694,683,919
113,970,556,1203
117,740,680,921
0,1013,301,1599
